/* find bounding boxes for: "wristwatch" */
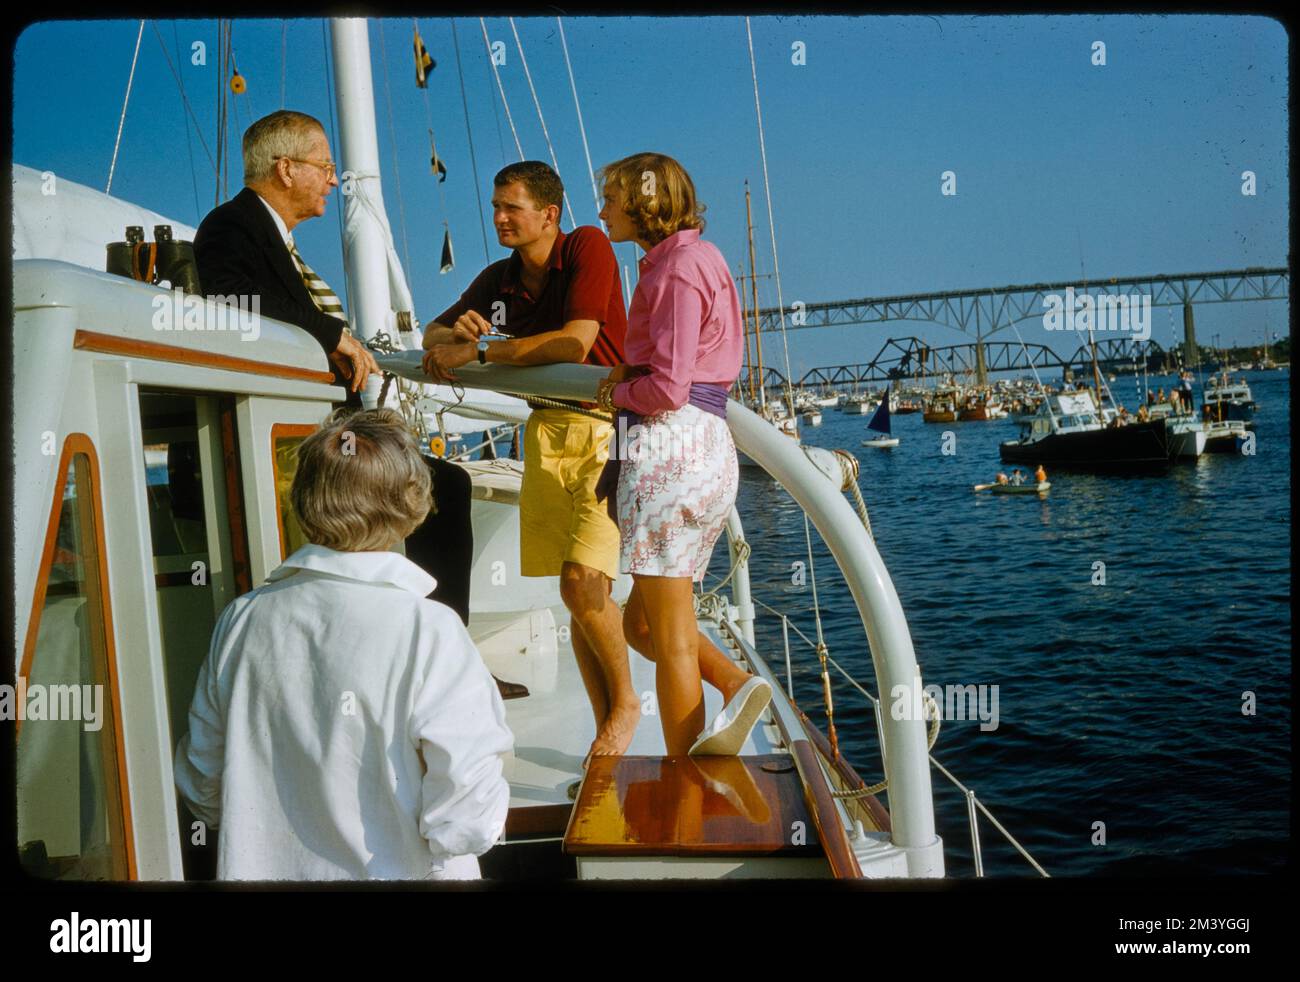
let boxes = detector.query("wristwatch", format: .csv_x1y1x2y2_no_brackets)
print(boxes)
477,338,489,364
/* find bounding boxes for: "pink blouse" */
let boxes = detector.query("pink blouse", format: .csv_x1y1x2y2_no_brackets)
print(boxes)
611,229,744,415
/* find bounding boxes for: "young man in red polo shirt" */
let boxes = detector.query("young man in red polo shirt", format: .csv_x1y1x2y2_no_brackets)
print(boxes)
421,161,639,761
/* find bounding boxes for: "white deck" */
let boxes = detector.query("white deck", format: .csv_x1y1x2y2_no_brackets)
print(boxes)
472,604,781,811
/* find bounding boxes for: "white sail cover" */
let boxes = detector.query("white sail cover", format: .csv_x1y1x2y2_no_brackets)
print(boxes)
12,163,197,269
342,172,415,322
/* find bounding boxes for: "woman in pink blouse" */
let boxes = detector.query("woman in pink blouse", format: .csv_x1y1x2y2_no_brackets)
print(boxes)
594,152,771,757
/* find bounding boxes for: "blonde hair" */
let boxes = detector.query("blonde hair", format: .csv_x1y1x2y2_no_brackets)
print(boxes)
243,110,326,184
597,152,705,247
291,408,432,552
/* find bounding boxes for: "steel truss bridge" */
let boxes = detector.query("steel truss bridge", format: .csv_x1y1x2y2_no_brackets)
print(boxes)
746,336,1180,392
787,336,1178,390
737,265,1288,389
751,266,1288,335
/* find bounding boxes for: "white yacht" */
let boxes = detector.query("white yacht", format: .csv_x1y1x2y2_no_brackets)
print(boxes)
12,17,1046,883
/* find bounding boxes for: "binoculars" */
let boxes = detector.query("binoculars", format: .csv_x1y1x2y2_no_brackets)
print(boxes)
107,224,202,295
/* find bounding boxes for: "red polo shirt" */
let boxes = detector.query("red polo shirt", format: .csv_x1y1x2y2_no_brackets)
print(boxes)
434,225,627,368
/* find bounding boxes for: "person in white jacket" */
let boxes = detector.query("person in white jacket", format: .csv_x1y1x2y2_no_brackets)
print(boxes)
174,408,513,880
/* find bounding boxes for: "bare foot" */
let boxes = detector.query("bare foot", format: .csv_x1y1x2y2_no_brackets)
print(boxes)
717,671,752,707
586,702,641,761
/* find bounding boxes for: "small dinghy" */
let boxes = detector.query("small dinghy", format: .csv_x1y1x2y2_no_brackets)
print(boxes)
989,481,1050,496
862,397,899,448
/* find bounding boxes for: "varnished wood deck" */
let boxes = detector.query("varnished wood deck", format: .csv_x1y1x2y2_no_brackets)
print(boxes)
564,754,820,858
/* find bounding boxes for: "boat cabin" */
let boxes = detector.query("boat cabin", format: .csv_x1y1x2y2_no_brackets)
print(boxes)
1025,390,1102,438
13,257,946,883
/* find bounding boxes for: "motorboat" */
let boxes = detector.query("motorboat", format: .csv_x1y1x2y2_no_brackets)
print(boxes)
999,390,1170,469
1202,376,1257,422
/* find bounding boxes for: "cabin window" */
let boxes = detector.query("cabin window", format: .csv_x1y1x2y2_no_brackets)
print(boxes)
138,390,251,879
271,424,319,560
17,444,130,880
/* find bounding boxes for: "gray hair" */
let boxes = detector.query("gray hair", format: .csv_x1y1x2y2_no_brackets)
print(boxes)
290,408,433,552
242,110,326,185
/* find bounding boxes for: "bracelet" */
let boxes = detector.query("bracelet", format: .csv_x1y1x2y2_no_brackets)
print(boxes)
597,379,617,413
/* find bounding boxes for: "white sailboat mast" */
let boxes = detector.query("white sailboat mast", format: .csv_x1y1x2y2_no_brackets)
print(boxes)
330,18,393,407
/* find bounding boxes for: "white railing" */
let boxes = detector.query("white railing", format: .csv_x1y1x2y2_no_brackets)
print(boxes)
376,355,941,866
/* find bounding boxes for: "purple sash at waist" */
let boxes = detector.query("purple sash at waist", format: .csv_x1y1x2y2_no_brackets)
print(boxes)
594,382,731,525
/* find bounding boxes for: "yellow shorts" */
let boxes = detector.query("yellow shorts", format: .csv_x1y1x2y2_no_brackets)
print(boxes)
519,409,620,580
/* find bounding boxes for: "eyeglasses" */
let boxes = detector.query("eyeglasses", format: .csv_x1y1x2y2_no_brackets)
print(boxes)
276,157,337,179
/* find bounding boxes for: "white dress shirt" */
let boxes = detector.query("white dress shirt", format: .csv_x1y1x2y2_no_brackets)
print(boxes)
174,544,514,881
255,191,293,245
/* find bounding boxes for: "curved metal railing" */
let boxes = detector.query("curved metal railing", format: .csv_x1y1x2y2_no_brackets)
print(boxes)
376,355,942,871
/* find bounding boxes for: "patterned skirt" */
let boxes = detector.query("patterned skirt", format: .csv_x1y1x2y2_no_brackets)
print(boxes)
616,403,739,580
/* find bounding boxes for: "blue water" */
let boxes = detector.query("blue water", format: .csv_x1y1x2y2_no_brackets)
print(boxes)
729,370,1291,877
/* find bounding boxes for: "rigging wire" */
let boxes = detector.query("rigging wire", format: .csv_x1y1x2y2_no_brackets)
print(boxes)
377,23,414,283
229,53,244,139
451,18,492,264
106,19,146,195
507,17,576,227
745,16,839,753
160,22,206,223
214,21,226,205
224,21,236,201
743,18,798,416
479,27,508,168
230,30,257,126
154,22,217,174
479,18,525,161
556,17,603,230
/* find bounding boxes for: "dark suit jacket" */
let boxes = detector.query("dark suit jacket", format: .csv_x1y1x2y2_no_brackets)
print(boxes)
194,187,351,390
197,191,473,617
405,458,474,626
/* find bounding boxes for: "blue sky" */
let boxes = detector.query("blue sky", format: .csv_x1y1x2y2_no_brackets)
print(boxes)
13,15,1289,377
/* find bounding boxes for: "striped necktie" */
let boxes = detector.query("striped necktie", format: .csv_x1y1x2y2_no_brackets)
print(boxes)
287,239,346,321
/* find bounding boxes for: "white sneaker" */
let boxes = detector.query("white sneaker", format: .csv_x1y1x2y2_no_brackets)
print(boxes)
688,678,773,756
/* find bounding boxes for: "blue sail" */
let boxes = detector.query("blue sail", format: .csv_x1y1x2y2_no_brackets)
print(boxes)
867,397,892,435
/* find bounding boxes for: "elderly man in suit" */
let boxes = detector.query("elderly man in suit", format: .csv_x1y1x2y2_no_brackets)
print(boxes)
194,110,523,701
195,109,379,404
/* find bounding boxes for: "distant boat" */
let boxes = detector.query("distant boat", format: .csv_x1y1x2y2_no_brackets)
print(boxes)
990,481,1050,496
999,390,1171,469
923,387,960,423
862,396,899,448
1164,417,1207,459
802,408,823,426
1202,376,1257,422
1203,418,1251,454
958,390,1007,421
840,392,872,414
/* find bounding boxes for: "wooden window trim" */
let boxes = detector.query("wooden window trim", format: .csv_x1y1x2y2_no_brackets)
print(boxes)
269,423,319,561
74,330,334,385
218,400,253,595
19,433,137,879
